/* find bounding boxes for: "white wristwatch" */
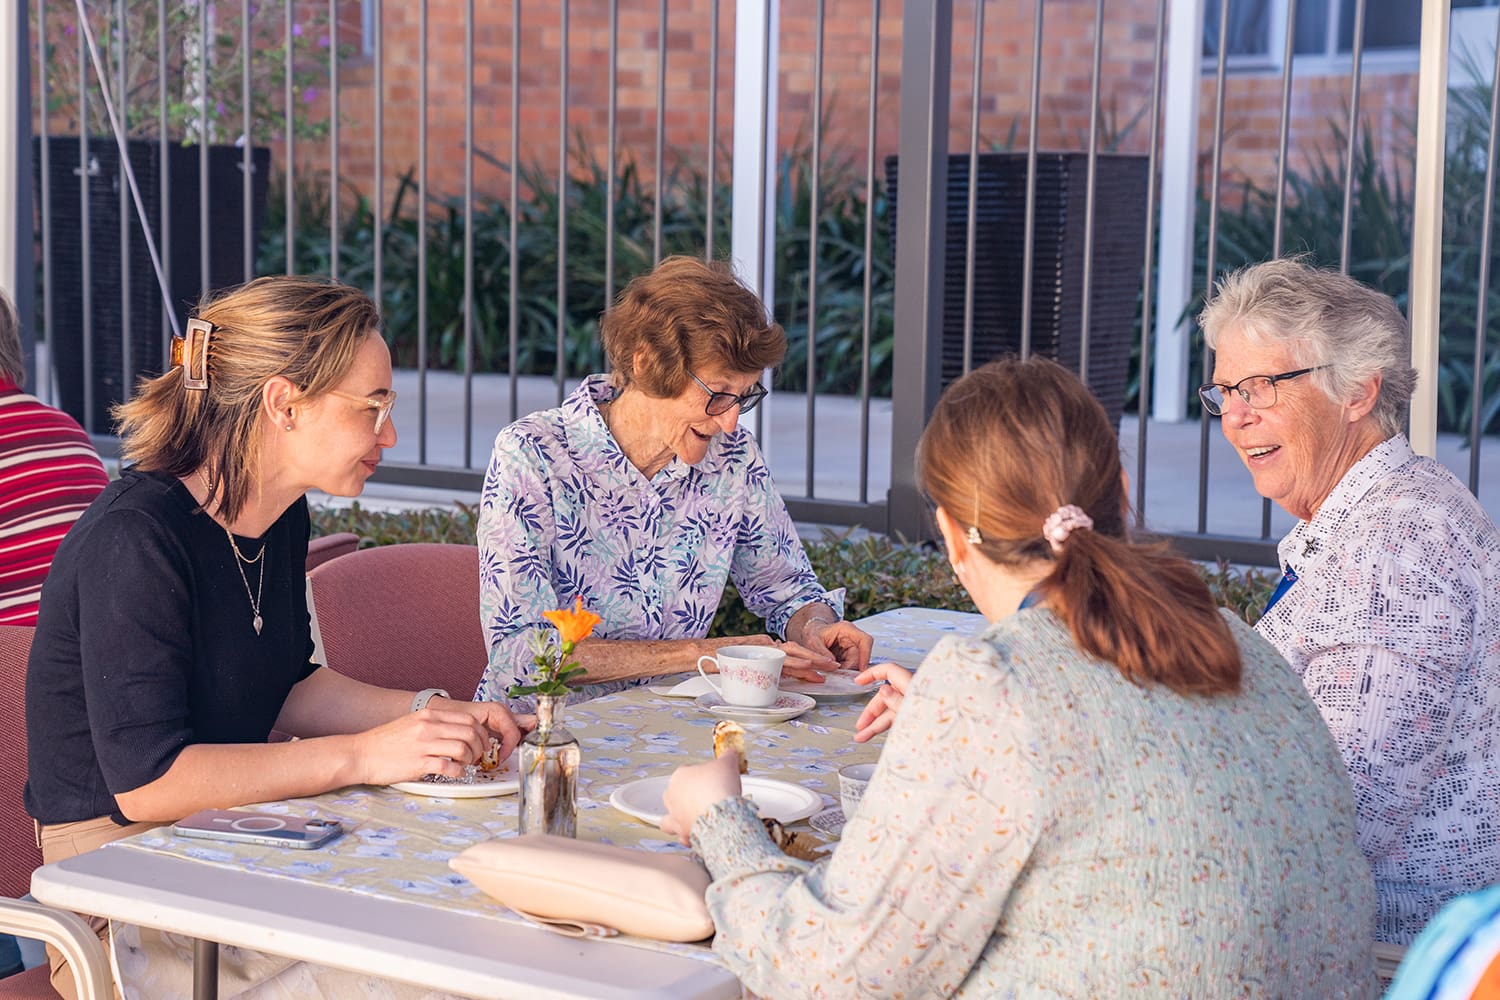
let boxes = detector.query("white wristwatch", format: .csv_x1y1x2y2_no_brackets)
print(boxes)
410,688,450,713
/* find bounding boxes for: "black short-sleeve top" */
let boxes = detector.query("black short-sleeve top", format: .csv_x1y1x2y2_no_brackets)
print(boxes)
24,468,319,825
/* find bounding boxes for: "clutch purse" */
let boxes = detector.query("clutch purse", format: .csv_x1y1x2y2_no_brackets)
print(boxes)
449,834,715,942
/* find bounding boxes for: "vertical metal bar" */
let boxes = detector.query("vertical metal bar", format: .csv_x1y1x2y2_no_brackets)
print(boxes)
888,0,950,536
198,0,208,294
79,18,94,432
1135,0,1168,526
605,0,618,312
117,1,131,401
1262,0,1299,539
1339,0,1367,274
753,0,773,445
1407,0,1449,459
859,0,881,504
1468,10,1500,494
653,0,667,265
961,0,984,376
1198,0,1232,536
37,0,53,401
242,0,252,282
159,0,171,360
1019,0,1044,356
374,0,383,304
508,0,520,424
192,939,218,999
463,0,474,467
417,0,427,460
1078,0,1105,385
284,0,294,274
328,0,339,280
806,0,825,496
556,0,569,406
705,0,719,261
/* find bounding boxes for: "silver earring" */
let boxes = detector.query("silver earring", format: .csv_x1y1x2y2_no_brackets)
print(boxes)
284,423,294,431
966,525,983,546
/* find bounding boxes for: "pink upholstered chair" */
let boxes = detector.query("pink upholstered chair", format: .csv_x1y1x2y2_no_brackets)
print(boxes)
0,626,112,1000
305,543,490,699
304,532,361,573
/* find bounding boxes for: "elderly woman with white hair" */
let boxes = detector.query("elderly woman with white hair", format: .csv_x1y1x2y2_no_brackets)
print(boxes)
1198,258,1500,945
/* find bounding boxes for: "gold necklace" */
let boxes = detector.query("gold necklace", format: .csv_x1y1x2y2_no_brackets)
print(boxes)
198,470,267,633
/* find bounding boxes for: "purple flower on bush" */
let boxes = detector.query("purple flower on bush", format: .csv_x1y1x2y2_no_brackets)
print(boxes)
301,87,318,104
318,34,329,48
215,101,226,116
292,23,303,37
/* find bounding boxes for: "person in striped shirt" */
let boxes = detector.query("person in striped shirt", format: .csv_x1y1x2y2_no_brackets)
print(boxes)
0,289,108,626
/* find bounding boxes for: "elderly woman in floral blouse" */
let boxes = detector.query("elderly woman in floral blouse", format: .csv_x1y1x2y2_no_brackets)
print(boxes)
475,256,872,706
1198,259,1500,944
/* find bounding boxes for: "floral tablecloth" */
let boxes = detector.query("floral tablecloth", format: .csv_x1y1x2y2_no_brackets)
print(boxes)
105,606,987,988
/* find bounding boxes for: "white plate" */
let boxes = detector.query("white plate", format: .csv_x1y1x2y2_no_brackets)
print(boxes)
779,672,872,701
389,759,520,798
694,691,815,724
609,775,823,826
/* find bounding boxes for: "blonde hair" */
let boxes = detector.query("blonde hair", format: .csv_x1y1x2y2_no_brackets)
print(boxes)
114,276,381,523
917,357,1241,696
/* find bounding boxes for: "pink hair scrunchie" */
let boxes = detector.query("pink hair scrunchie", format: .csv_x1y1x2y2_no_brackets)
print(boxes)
1042,504,1094,553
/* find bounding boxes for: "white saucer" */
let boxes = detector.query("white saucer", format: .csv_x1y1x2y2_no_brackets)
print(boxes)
693,691,815,724
389,759,520,798
809,807,846,839
779,672,872,701
610,775,823,826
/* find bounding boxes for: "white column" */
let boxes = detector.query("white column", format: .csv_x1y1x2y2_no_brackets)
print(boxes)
1408,0,1449,458
1151,0,1205,422
732,0,779,447
0,2,19,303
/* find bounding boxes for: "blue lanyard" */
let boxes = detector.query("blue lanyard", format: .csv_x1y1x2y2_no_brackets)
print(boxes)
1263,566,1298,615
1018,590,1043,610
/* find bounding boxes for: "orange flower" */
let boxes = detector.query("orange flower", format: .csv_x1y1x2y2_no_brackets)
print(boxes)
543,596,601,646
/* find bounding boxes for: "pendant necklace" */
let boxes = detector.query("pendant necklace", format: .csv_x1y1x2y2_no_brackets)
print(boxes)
199,470,266,635
224,527,267,635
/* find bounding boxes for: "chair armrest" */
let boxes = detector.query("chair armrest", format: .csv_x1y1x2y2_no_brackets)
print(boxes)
0,898,112,1000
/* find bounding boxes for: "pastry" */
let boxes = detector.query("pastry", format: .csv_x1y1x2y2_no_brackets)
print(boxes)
712,720,748,774
761,818,827,862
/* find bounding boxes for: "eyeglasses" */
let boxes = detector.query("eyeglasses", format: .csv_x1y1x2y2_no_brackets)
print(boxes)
327,389,398,434
1197,366,1328,416
689,371,767,416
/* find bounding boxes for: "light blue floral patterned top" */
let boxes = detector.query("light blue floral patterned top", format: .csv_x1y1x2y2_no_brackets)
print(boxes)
475,375,842,705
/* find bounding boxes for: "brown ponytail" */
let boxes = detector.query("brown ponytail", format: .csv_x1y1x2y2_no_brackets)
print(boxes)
916,357,1240,696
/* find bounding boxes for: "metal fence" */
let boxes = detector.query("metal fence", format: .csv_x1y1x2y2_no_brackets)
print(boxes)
13,0,1500,567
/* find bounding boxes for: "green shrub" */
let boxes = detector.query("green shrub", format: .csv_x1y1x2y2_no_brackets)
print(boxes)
311,507,1277,629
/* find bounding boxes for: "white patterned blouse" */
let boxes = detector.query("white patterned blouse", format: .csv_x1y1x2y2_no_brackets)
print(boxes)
691,608,1379,998
1257,434,1500,945
475,376,842,707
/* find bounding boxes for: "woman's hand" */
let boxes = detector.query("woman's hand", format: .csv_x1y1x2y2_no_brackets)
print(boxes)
351,700,529,786
800,619,874,673
659,753,745,846
852,663,913,743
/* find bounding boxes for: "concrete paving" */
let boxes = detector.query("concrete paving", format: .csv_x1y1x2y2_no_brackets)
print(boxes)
339,369,1500,546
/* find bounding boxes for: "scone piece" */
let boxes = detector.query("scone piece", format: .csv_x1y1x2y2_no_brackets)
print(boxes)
712,720,749,774
478,736,503,773
761,818,827,862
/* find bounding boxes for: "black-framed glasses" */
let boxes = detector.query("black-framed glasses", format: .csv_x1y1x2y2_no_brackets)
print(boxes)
1197,366,1328,416
689,371,767,416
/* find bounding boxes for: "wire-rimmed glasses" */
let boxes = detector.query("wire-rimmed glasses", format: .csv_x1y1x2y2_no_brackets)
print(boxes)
327,389,398,434
1197,366,1328,416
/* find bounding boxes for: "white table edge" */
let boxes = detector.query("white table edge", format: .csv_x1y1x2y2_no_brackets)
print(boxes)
32,847,740,1000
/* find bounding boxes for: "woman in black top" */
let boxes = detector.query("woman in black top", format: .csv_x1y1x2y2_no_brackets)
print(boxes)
25,276,525,883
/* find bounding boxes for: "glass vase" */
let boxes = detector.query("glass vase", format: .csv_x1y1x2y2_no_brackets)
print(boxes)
518,694,580,837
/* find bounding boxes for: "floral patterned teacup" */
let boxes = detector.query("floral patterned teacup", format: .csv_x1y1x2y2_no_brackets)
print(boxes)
697,645,785,707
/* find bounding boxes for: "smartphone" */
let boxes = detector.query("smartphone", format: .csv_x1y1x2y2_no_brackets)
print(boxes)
172,810,344,850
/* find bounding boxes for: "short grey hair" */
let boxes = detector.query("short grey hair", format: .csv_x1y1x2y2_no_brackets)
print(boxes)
1198,258,1416,438
0,289,23,388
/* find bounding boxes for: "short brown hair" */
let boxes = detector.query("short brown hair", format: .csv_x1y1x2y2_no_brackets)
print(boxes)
114,276,382,524
0,288,23,387
600,256,786,395
917,357,1241,696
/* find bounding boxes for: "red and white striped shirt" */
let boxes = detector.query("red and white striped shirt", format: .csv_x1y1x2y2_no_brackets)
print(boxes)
0,379,108,626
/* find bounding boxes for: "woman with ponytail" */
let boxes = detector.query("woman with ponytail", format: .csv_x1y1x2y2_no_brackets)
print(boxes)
662,356,1378,998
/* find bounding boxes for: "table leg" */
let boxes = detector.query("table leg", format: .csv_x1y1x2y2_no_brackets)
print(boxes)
191,938,219,1000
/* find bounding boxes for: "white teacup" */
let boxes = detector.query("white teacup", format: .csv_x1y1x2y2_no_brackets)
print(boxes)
697,645,785,708
838,762,876,819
